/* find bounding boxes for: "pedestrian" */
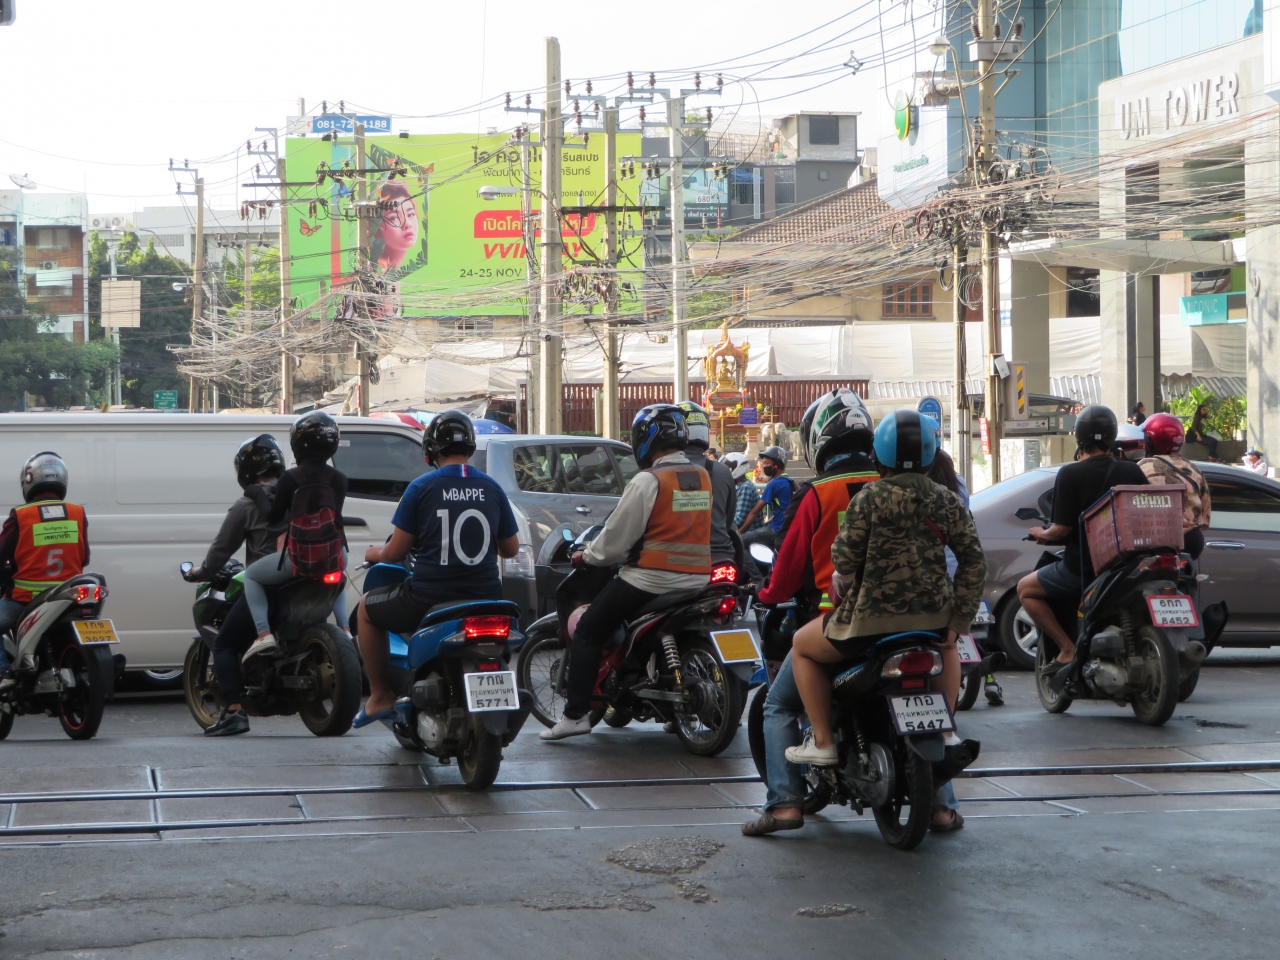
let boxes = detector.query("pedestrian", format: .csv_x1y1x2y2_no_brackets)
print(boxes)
1244,448,1270,476
723,453,762,534
737,446,792,578
706,447,720,462
1186,404,1219,459
1128,401,1147,425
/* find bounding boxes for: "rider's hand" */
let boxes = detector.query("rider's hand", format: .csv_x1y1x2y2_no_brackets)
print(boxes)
364,545,382,565
182,567,202,583
936,628,958,648
1027,525,1051,545
570,550,586,568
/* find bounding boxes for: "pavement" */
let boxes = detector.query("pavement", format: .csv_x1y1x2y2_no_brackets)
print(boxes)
1,648,1279,958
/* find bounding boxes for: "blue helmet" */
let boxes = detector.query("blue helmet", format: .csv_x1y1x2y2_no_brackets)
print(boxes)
873,409,937,471
630,404,689,468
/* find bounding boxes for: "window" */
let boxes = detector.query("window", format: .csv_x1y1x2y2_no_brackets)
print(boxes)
512,445,563,493
1206,479,1280,533
35,228,70,249
1066,268,1100,317
774,167,796,206
559,445,623,496
734,180,754,205
882,282,934,317
611,448,639,487
331,431,430,500
451,318,495,333
808,116,840,145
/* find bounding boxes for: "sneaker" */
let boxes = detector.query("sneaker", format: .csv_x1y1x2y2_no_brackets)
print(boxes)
784,736,838,766
984,680,1004,706
242,634,279,663
0,669,15,693
204,708,249,737
539,714,593,741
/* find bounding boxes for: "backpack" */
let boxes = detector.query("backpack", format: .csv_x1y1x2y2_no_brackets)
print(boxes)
282,473,345,577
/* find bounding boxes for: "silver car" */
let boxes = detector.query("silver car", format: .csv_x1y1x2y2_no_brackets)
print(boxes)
970,463,1280,669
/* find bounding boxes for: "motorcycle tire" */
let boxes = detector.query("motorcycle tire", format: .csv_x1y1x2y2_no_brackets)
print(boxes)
673,638,745,758
747,685,767,780
997,598,1038,671
183,640,223,730
0,709,13,740
458,716,502,790
872,746,933,851
1177,666,1201,702
603,705,633,728
1130,626,1180,726
956,668,982,711
296,624,362,737
1035,636,1073,714
58,642,109,740
518,629,568,728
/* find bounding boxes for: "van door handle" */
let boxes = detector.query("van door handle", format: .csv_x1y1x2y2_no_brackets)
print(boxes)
1206,540,1245,550
342,516,368,527
575,505,591,515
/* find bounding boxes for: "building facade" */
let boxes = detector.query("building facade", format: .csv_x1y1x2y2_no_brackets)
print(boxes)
0,190,90,341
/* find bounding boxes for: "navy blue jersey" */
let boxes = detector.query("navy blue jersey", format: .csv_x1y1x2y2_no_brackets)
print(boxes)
391,464,518,594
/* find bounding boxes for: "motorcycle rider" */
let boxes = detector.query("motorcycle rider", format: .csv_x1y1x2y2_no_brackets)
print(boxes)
1137,412,1211,560
354,410,520,728
724,453,763,534
677,400,738,569
1017,405,1148,667
739,445,792,578
184,435,288,736
539,404,712,741
0,453,89,690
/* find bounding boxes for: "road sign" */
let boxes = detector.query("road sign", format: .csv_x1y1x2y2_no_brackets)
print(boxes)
917,396,943,424
311,115,392,135
154,390,179,410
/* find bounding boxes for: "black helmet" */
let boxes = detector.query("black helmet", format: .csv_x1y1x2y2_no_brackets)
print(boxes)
290,410,341,461
1074,404,1118,450
676,400,712,451
801,388,874,473
630,404,688,468
423,409,477,466
759,445,787,469
234,434,285,487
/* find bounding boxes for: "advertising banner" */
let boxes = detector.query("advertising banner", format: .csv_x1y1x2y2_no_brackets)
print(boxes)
283,132,644,318
639,165,729,221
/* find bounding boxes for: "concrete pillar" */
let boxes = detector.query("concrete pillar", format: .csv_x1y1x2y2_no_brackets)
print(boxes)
1246,117,1280,458
1100,270,1160,417
1009,258,1051,395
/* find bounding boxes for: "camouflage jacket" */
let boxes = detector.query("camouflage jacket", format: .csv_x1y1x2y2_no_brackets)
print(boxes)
826,471,987,641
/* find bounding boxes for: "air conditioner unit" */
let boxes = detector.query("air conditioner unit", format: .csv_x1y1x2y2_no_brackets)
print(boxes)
41,260,55,271
109,216,123,228
90,217,105,229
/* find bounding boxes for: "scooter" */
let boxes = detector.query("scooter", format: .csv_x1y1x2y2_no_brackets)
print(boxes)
179,559,362,736
955,605,1007,711
361,562,530,790
0,573,122,741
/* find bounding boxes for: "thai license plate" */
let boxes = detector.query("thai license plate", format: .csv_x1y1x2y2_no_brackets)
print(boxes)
1147,594,1200,628
887,693,955,735
463,671,519,712
72,620,119,645
709,629,761,664
973,601,995,624
956,633,982,664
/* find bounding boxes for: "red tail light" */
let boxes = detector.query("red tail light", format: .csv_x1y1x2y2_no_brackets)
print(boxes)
710,563,738,584
717,596,737,616
881,649,943,678
477,660,502,672
463,616,511,641
1139,552,1179,572
72,585,103,604
321,570,345,584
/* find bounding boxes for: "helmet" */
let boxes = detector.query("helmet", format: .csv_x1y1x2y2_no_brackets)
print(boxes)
722,451,750,480
20,451,68,502
1143,412,1185,456
630,404,688,468
1114,423,1146,461
1074,404,1118,450
290,410,341,461
422,409,477,466
676,400,711,451
234,434,285,487
872,410,937,471
759,445,788,469
800,388,874,473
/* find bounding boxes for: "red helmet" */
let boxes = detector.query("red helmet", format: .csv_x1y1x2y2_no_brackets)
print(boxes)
1143,412,1185,455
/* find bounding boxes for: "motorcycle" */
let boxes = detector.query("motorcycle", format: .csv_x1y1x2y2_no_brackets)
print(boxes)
0,573,122,741
517,526,752,757
361,562,530,790
955,603,1006,711
179,559,362,736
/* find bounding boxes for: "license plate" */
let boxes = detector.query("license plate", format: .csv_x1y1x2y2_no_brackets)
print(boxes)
709,629,760,664
72,620,119,645
1147,594,1200,628
973,601,995,624
887,693,955,735
956,633,982,664
463,670,519,712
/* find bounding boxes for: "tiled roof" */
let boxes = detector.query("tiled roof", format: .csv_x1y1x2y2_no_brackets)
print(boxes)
727,179,896,245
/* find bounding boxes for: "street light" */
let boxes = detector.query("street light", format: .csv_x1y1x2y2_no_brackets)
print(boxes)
929,35,950,57
477,185,522,201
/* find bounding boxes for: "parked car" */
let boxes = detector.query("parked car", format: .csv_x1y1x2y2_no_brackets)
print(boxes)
970,462,1280,669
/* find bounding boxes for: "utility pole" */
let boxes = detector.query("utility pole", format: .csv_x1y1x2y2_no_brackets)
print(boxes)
106,242,122,407
668,95,688,405
520,128,541,433
355,121,371,417
976,0,1002,484
539,37,563,435
601,105,621,440
191,177,205,412
951,242,970,484
278,156,294,415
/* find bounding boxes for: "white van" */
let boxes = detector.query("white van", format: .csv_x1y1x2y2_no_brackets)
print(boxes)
0,413,428,675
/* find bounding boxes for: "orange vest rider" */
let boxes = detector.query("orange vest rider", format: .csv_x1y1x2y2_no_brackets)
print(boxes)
6,500,89,603
809,471,877,608
628,461,713,574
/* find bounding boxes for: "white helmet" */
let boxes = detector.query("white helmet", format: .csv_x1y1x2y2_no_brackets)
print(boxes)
722,452,750,480
1114,423,1146,461
21,451,68,502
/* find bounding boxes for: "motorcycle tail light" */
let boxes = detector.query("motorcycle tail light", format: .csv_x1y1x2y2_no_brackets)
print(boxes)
717,596,737,616
881,649,943,678
476,660,502,672
710,563,738,584
463,616,511,641
321,570,345,584
72,585,103,604
1138,552,1178,572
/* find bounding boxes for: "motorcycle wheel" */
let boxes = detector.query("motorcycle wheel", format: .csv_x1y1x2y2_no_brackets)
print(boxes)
956,668,982,711
872,746,933,851
997,598,1039,671
518,630,570,728
603,705,633,728
1131,626,1180,726
183,641,223,729
57,642,108,740
1177,666,1201,702
674,638,745,757
458,716,502,790
296,624,362,736
747,685,767,780
1035,634,1073,714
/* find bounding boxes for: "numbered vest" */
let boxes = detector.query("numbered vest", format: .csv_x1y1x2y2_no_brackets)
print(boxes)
10,500,88,602
629,462,712,575
810,471,877,609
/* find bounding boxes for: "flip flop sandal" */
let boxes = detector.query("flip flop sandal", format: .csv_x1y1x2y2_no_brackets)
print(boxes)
930,810,965,833
741,811,804,836
352,706,398,729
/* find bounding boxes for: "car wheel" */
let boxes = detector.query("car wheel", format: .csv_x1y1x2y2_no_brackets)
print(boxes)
997,598,1039,671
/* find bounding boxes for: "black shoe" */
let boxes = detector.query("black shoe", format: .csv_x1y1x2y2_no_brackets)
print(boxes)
0,668,15,693
205,708,249,737
984,680,1004,706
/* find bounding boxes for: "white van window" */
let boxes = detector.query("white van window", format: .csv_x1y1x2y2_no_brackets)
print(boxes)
332,431,429,501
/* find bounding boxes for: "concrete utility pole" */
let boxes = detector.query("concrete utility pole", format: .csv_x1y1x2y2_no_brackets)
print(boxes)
521,129,540,434
278,156,294,415
539,37,564,435
668,95,688,405
355,122,371,417
951,242,970,483
976,0,1003,485
190,177,205,413
602,105,621,439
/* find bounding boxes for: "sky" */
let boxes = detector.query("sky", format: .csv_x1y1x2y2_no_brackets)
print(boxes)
0,0,940,217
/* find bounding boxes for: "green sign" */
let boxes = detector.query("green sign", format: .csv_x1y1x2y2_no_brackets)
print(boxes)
893,91,912,141
283,132,645,318
154,390,179,410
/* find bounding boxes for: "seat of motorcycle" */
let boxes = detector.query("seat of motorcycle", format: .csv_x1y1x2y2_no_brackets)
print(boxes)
417,599,521,631
628,588,705,621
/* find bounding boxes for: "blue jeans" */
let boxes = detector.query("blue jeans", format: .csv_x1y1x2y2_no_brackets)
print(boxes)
762,651,959,814
0,596,24,671
243,551,350,635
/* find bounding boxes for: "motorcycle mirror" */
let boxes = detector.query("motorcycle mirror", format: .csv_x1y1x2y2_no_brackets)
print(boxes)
749,542,775,564
561,528,575,541
179,561,194,576
1014,507,1043,522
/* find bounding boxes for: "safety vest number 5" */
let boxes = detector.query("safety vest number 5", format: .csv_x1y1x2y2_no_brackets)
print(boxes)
436,509,492,566
45,547,64,578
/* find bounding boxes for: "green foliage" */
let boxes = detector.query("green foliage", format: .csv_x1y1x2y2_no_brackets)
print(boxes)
219,245,282,317
1166,384,1246,438
1166,384,1214,419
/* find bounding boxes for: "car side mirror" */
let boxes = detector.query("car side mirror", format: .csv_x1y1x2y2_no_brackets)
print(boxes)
1014,507,1043,522
749,542,775,564
179,561,194,576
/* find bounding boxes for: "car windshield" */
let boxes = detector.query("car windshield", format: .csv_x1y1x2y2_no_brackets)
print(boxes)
969,468,1057,513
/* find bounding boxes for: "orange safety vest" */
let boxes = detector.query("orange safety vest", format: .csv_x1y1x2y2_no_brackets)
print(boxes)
629,462,713,575
810,471,877,610
9,500,88,602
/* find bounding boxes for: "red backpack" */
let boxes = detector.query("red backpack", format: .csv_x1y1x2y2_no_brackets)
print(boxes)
283,475,345,577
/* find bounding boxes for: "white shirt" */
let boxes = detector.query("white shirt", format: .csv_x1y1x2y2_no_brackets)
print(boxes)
583,451,710,594
1245,458,1270,476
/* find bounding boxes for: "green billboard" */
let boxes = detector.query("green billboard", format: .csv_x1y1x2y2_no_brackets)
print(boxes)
282,132,644,318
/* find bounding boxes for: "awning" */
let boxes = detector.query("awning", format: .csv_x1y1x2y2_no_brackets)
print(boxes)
1006,237,1243,274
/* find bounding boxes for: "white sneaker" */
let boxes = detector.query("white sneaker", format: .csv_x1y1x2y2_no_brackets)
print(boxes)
662,721,678,734
242,634,280,663
539,715,593,741
785,737,839,766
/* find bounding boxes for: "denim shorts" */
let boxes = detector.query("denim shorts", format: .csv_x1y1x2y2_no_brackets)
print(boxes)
1035,560,1082,600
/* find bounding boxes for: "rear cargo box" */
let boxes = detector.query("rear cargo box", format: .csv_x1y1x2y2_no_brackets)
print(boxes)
1082,484,1184,573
